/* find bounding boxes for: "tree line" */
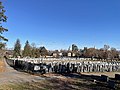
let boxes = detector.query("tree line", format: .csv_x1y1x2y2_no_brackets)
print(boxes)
11,39,120,60
13,39,48,58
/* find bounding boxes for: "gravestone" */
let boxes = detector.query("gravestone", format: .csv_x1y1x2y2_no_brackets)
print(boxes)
66,63,70,73
54,64,58,73
47,64,51,73
108,80,115,89
115,74,120,80
61,65,66,73
100,75,109,82
15,60,19,68
34,65,40,71
58,64,62,73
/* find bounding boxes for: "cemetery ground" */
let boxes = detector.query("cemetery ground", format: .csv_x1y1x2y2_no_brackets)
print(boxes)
0,59,120,90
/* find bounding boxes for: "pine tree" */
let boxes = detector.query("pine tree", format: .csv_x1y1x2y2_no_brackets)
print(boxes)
0,2,8,49
13,39,21,58
22,40,31,57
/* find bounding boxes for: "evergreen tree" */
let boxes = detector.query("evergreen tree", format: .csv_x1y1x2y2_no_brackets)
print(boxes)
0,2,8,49
22,40,31,57
13,39,21,58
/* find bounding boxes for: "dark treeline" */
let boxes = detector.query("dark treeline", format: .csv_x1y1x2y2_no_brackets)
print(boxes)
6,39,120,60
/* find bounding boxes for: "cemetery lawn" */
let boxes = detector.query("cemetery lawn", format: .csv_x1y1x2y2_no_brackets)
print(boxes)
0,73,120,90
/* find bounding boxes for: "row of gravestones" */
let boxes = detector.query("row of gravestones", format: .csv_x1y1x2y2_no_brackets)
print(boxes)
6,59,120,89
99,74,120,89
7,59,120,74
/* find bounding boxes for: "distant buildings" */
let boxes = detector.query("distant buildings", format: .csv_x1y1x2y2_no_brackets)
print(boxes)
4,44,120,60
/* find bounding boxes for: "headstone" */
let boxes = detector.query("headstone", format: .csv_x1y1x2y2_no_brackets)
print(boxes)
81,65,84,72
58,64,62,73
115,74,120,80
61,65,66,73
54,64,58,73
108,80,115,89
72,64,75,73
15,60,19,68
100,75,109,82
66,63,70,73
34,65,40,71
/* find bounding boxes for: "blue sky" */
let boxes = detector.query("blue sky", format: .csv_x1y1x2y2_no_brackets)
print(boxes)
2,0,120,50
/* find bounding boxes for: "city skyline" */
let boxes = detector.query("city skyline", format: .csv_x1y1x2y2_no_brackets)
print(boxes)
2,0,120,50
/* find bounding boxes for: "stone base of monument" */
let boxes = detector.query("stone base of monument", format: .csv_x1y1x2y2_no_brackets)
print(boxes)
100,75,109,82
115,74,120,80
107,80,115,89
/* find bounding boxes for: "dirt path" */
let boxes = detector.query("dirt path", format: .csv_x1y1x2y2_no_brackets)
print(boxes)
0,59,45,85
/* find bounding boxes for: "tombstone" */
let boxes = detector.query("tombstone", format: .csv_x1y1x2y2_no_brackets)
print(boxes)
58,63,62,73
27,62,33,72
47,63,51,73
74,64,78,73
18,61,23,69
69,63,73,73
54,64,58,73
61,65,66,73
83,65,87,72
77,66,80,73
109,64,112,72
42,65,47,74
72,64,75,73
66,63,70,73
20,61,24,70
98,65,101,72
80,65,84,72
51,64,54,72
23,62,28,71
112,65,116,72
34,64,40,72
108,80,115,89
101,65,104,72
39,63,46,74
100,75,109,82
15,60,19,68
89,64,93,72
92,64,95,72
21,61,25,70
49,64,53,73
115,74,120,80
94,64,97,72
